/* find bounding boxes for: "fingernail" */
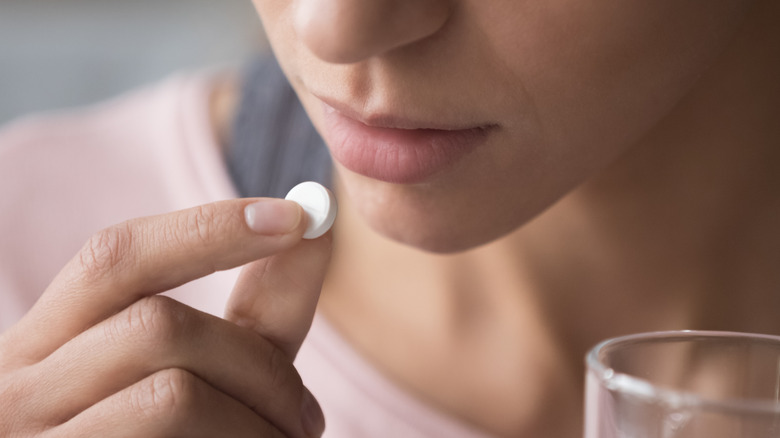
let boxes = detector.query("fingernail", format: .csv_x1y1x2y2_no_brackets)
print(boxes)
301,388,325,438
244,199,302,235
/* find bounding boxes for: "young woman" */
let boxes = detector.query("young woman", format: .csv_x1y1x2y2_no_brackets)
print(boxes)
1,0,778,436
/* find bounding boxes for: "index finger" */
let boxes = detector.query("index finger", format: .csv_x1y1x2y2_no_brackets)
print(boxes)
1,198,306,362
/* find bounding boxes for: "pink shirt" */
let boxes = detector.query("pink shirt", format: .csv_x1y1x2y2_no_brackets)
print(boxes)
0,72,493,438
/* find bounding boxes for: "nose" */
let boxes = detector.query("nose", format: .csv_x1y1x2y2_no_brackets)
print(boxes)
293,0,451,64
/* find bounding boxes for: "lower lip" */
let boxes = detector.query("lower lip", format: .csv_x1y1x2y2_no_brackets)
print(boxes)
320,105,491,184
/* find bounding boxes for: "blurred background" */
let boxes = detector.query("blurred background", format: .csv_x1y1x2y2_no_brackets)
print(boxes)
0,0,265,124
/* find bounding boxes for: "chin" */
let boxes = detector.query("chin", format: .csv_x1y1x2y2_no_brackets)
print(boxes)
344,175,525,254
377,221,504,254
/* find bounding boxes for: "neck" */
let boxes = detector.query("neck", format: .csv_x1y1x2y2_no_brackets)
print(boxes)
319,3,780,436
529,0,780,345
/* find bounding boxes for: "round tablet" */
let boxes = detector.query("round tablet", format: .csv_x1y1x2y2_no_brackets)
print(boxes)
285,181,338,239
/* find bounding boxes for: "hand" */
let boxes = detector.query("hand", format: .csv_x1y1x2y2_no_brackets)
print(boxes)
0,198,329,437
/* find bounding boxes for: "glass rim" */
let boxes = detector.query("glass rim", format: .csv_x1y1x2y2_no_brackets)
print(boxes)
586,330,780,415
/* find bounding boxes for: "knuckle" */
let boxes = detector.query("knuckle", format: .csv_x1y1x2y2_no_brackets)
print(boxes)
114,296,188,346
263,343,302,396
180,204,220,246
0,374,44,436
132,369,199,422
0,378,20,435
77,222,134,281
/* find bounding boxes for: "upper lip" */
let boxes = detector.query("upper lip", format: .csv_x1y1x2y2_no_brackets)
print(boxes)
315,93,496,132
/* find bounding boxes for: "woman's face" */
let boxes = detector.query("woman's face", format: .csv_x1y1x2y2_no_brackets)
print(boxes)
251,0,750,253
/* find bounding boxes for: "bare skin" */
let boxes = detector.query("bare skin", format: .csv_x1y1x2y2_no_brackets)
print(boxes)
197,1,780,436
250,0,780,436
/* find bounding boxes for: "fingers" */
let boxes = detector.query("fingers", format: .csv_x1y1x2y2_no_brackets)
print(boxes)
2,198,306,362
225,233,332,358
45,369,287,438
22,296,322,438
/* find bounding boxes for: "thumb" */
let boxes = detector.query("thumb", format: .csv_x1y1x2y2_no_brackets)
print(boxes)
224,233,332,359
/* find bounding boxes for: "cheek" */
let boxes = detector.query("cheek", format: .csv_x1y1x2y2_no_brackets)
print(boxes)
251,0,296,55
488,0,749,166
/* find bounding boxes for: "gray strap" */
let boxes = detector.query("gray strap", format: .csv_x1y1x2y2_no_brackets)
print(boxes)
227,56,332,198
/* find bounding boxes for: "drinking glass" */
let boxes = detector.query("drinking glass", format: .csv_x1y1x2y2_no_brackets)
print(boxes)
585,331,780,437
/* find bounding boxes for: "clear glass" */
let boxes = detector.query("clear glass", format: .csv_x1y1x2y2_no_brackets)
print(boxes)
585,331,780,438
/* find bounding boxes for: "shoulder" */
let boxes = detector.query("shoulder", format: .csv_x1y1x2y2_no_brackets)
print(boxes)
0,72,217,188
0,71,236,329
0,71,217,164
0,70,226,225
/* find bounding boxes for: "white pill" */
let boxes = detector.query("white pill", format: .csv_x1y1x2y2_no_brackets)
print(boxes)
285,181,338,239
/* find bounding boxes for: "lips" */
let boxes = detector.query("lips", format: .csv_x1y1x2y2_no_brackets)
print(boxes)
318,101,494,184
